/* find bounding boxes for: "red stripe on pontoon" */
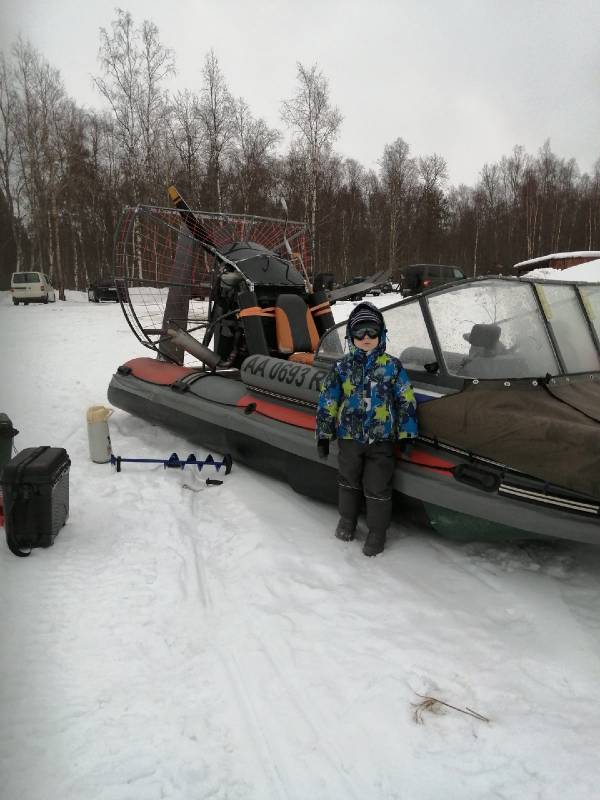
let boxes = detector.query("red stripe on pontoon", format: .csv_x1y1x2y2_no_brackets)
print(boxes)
238,394,316,430
397,446,454,475
123,357,195,385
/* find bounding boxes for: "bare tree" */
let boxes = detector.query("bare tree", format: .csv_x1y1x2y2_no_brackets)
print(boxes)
418,153,448,193
415,153,448,261
168,89,204,200
94,9,174,200
198,50,235,212
379,138,417,274
12,38,70,297
339,158,367,282
231,97,280,213
0,51,24,268
281,62,342,266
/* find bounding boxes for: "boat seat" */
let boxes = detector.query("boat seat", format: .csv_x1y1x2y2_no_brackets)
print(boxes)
464,323,503,356
275,294,320,364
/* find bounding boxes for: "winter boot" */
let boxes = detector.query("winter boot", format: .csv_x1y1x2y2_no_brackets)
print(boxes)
362,529,386,557
364,493,392,556
335,517,356,541
336,484,362,541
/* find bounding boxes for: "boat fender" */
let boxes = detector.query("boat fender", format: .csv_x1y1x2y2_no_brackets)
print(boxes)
241,354,328,404
453,463,500,493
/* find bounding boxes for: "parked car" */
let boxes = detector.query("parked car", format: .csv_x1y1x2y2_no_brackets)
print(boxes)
401,264,466,296
347,275,367,300
313,272,336,292
368,281,395,296
88,279,119,302
11,271,56,305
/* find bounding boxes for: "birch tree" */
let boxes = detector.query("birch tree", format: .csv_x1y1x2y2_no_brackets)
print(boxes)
169,89,203,200
198,50,234,213
416,153,448,261
12,38,70,297
231,98,280,214
94,9,174,200
0,51,24,268
379,138,417,274
281,62,342,266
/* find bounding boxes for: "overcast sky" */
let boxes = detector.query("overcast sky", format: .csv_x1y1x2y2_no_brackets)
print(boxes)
2,0,599,187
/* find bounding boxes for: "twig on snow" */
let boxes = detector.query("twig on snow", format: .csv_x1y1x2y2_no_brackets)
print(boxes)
412,693,490,725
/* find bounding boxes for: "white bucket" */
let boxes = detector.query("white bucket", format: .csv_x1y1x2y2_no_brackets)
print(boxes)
86,406,113,463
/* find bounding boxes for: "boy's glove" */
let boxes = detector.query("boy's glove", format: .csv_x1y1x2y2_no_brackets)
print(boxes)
317,439,330,459
398,438,414,454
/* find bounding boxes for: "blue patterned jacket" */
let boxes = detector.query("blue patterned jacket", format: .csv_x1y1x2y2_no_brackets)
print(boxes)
315,319,418,444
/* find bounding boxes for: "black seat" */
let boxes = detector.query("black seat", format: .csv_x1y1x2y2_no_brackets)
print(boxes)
274,294,320,364
463,323,502,356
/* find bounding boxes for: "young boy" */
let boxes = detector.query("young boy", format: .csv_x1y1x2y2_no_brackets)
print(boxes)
315,302,418,556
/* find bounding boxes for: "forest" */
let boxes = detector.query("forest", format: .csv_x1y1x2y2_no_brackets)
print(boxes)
1,9,600,294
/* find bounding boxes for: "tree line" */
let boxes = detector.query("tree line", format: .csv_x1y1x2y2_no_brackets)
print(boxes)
1,9,600,295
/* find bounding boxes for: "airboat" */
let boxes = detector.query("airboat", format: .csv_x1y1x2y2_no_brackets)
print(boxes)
107,188,600,544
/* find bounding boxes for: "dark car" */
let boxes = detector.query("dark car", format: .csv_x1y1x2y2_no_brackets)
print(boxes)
401,264,466,296
347,275,367,300
88,279,119,302
313,272,336,292
368,281,397,296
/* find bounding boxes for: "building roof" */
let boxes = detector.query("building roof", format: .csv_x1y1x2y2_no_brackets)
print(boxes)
513,251,600,269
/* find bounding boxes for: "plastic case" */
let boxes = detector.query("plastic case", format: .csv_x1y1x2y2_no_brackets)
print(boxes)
2,446,71,556
0,413,18,474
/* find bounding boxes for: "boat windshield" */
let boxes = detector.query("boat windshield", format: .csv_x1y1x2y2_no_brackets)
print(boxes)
428,279,558,378
534,283,600,374
318,297,439,370
316,277,600,380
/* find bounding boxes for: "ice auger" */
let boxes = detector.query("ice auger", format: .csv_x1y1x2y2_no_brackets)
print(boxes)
110,451,233,474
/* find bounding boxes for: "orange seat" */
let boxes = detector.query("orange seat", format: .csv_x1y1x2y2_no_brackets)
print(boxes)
275,294,320,364
288,352,315,365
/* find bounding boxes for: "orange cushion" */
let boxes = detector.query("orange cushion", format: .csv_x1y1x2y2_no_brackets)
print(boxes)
288,352,314,365
274,307,294,353
305,308,320,351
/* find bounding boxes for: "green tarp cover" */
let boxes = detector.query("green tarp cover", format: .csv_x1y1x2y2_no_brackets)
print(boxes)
417,377,600,499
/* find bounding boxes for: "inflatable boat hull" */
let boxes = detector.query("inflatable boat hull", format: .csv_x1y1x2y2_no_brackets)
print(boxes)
108,358,600,545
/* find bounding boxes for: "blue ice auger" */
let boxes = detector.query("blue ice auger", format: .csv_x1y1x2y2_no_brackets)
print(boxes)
110,451,233,474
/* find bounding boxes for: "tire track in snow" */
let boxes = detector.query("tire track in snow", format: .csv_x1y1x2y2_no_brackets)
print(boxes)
246,630,363,800
173,497,213,609
169,493,307,798
191,510,365,799
167,490,299,797
216,651,294,800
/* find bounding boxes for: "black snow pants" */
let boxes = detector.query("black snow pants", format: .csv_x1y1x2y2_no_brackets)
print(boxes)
337,439,395,534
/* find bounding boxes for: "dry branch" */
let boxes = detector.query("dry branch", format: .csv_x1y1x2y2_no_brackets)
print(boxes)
412,693,490,725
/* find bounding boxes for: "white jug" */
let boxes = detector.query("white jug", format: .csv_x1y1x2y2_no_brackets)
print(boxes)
86,406,113,463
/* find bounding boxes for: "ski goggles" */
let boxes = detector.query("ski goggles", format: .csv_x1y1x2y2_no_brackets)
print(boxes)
352,325,381,340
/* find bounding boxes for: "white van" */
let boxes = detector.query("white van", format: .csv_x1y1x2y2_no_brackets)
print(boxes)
11,271,57,305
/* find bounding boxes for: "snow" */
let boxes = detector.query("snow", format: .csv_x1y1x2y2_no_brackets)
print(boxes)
2,289,600,800
514,251,600,269
523,258,600,282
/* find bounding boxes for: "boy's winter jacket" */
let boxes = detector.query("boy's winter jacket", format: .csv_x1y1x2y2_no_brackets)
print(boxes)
316,302,418,444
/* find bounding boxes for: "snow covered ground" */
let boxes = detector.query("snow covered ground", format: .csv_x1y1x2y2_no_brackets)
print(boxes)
1,285,600,800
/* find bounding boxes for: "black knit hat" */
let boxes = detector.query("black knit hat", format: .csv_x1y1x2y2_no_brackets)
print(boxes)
348,303,383,336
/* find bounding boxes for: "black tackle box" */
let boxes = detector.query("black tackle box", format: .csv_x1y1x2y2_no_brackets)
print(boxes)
0,413,18,475
2,446,71,557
